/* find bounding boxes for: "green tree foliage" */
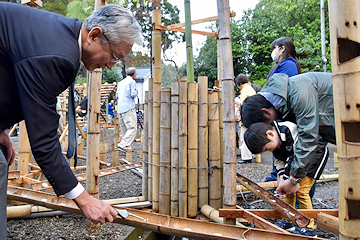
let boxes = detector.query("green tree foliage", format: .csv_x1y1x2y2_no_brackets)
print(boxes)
193,0,331,86
162,62,177,87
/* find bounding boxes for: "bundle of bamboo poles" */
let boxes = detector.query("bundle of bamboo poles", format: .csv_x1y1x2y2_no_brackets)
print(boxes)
143,76,224,217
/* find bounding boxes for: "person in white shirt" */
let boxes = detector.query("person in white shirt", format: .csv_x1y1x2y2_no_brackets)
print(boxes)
116,67,138,152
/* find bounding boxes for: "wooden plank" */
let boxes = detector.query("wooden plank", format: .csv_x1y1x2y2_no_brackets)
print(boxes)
155,25,217,37
236,206,288,234
165,12,236,30
317,212,339,235
219,209,338,219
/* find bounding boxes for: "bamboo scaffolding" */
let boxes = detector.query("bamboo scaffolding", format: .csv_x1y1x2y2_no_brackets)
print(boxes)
86,68,102,198
178,77,188,217
187,82,198,218
208,91,221,210
159,88,171,215
198,76,209,208
216,0,237,225
152,8,162,213
170,81,179,216
147,78,153,201
142,91,149,200
329,1,360,238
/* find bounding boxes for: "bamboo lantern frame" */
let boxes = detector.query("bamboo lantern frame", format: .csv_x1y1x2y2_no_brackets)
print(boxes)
159,88,171,215
178,77,188,217
329,0,360,238
198,76,209,208
170,82,180,216
142,91,149,200
216,0,237,225
208,91,221,210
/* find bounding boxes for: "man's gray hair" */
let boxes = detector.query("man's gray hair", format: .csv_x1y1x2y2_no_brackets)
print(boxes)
83,4,143,46
126,67,136,76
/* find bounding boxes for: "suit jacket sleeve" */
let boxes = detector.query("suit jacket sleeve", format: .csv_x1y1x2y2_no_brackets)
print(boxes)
14,55,79,196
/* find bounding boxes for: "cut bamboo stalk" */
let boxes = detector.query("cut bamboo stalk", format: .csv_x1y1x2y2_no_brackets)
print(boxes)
178,77,188,217
99,130,106,163
208,91,221,210
148,78,153,201
255,154,261,163
18,121,31,177
200,205,246,228
112,114,120,166
218,89,224,207
86,69,102,198
187,82,198,218
171,82,179,216
317,212,339,235
142,91,149,200
329,1,360,238
59,124,69,144
159,88,171,215
126,149,132,163
217,0,237,225
77,136,83,156
198,77,209,208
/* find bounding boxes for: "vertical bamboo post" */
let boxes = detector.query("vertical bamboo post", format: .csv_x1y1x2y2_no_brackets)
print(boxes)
159,88,171,215
152,8,162,213
148,78,153,201
105,98,109,125
171,82,179,216
184,0,194,83
77,136,83,156
179,77,188,217
126,149,132,163
198,76,209,208
18,121,31,176
218,89,224,205
86,68,102,198
208,91,221,210
217,0,237,225
142,91,149,199
112,111,119,166
99,129,106,163
187,82,199,217
329,1,360,238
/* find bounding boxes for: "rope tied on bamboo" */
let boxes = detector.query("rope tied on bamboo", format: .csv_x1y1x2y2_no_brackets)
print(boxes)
142,160,223,171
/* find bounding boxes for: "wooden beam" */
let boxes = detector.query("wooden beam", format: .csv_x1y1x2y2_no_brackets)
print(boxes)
317,212,339,235
165,12,236,30
155,25,217,37
219,209,338,219
235,206,288,234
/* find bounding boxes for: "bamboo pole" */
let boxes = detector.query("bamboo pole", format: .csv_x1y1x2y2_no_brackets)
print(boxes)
171,82,180,216
208,91,221,210
86,68,102,198
184,0,194,83
187,82,198,218
329,1,360,238
18,121,31,177
142,91,149,200
99,129,106,163
179,77,188,217
218,89,224,206
200,205,246,227
217,0,237,225
112,110,119,166
198,76,209,208
159,88,171,215
152,8,162,213
148,78,153,201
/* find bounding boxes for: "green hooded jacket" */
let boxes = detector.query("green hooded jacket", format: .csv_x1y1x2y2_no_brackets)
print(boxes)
261,72,335,178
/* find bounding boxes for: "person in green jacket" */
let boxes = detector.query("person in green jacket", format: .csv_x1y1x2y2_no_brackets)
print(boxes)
241,72,336,236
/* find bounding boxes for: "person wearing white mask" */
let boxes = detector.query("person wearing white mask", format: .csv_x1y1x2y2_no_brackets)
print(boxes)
263,36,302,182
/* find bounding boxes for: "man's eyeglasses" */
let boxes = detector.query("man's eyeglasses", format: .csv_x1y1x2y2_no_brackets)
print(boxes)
103,33,123,64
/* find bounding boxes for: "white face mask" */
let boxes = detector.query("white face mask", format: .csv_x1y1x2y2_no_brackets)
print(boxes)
271,48,280,62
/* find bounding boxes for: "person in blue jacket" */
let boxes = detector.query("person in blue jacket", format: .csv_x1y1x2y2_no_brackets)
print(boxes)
264,37,302,182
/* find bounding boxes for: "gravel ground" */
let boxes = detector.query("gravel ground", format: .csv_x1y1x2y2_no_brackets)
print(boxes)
7,130,339,239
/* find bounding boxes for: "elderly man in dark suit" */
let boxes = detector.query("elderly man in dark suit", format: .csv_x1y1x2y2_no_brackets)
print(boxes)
0,2,143,237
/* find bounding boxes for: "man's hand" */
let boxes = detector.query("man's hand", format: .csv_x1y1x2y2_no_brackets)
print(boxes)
73,191,118,224
0,130,15,165
276,178,300,196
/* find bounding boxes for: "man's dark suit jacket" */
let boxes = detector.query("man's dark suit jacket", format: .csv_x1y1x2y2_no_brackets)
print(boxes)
0,2,82,195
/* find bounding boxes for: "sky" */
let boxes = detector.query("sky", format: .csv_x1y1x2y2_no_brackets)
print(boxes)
164,0,259,66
